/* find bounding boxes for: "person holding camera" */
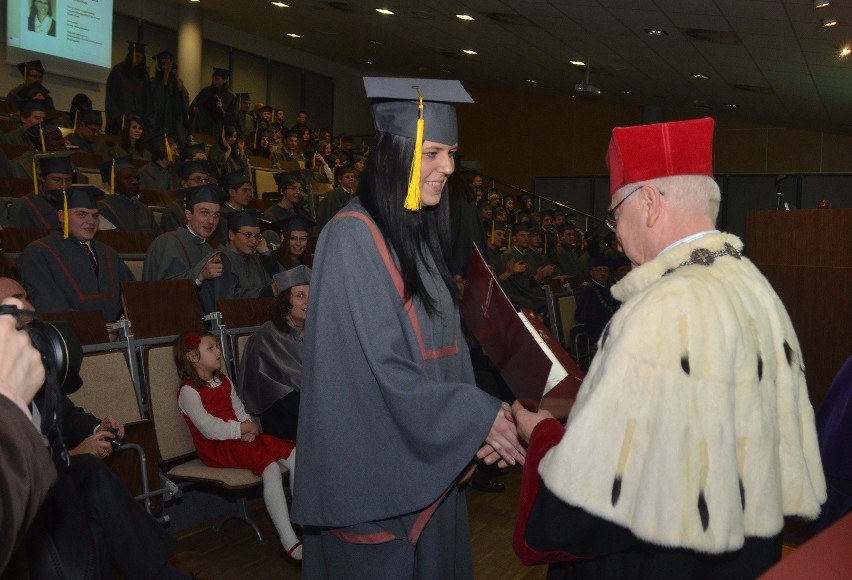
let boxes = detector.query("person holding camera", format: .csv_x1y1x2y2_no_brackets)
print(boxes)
0,277,191,580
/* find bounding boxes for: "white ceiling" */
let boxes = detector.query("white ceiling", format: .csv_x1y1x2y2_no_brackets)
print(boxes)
160,0,852,134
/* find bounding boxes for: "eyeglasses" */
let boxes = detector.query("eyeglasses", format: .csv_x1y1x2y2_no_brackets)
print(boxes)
237,231,263,241
606,186,641,231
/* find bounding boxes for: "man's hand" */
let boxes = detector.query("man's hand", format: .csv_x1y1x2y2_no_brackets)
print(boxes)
96,415,125,439
70,430,115,459
511,401,555,444
476,402,526,468
198,253,224,281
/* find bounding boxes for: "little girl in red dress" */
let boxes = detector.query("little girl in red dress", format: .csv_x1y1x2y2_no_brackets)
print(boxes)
174,330,302,564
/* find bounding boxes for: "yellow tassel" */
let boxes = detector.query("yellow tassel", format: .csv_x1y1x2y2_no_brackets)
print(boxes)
121,114,126,130
63,190,69,239
32,159,38,196
73,110,79,132
39,124,46,153
508,228,512,248
164,136,173,162
221,126,226,145
404,91,425,211
110,160,115,195
23,64,27,82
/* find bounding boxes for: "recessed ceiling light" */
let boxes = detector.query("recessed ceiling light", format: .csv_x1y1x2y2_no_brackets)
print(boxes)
621,90,633,95
569,60,585,67
526,79,538,84
692,73,711,80
368,39,384,45
271,1,288,6
366,61,374,65
645,28,668,36
376,8,394,15
725,103,739,109
462,49,477,55
823,18,838,27
840,46,851,56
190,0,200,3
287,33,300,38
815,0,830,8
456,14,475,21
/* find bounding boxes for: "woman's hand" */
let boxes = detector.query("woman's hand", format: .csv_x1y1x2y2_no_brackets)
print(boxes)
476,402,526,467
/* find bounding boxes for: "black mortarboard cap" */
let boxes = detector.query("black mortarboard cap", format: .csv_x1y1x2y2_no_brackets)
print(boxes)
145,132,175,155
99,156,135,183
17,82,50,99
227,209,262,230
539,209,554,218
35,152,73,175
259,105,273,113
219,171,251,190
53,186,103,210
152,50,174,62
78,109,103,126
278,214,315,234
17,60,45,74
510,221,533,234
178,159,211,180
18,99,47,116
181,143,207,160
363,77,473,145
183,184,226,208
212,67,230,79
126,41,146,54
476,199,490,208
26,119,60,140
236,92,251,101
273,265,311,292
273,171,303,189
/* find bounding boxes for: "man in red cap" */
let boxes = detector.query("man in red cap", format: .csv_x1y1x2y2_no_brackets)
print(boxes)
511,118,826,578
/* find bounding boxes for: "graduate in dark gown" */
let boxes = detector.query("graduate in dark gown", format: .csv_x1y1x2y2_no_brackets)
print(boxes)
97,156,161,237
238,266,309,442
158,159,213,234
2,151,71,229
212,210,277,300
105,42,156,136
189,68,237,137
149,51,189,148
292,77,525,579
6,60,55,110
19,187,135,323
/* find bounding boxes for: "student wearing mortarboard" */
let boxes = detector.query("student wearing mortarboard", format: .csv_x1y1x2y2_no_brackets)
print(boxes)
212,209,278,301
6,60,55,109
275,214,314,271
150,50,189,148
499,221,556,315
262,170,310,228
9,120,84,183
2,152,71,229
138,133,180,191
19,186,135,323
158,159,213,234
97,156,161,237
142,184,227,315
0,99,47,145
189,68,238,137
291,78,525,578
314,164,357,232
215,171,254,242
207,124,249,180
66,109,110,160
105,41,156,136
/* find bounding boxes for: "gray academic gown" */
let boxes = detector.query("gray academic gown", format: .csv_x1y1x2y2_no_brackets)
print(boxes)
158,201,186,233
65,134,110,160
138,162,178,192
142,226,220,314
19,231,136,322
292,199,500,579
237,320,302,411
3,190,60,229
214,245,275,300
98,193,161,237
314,186,352,231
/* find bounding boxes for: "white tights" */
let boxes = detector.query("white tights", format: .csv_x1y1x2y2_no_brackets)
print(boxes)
261,449,300,557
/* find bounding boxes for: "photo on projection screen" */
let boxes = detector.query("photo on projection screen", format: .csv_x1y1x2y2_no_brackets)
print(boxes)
6,0,113,83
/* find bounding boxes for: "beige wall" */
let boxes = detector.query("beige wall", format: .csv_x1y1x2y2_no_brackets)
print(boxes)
457,87,852,184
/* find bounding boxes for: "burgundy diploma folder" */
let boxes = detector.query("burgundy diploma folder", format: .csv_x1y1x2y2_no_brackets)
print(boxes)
460,245,583,418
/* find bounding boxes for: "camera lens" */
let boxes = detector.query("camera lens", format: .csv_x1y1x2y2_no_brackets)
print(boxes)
26,319,83,395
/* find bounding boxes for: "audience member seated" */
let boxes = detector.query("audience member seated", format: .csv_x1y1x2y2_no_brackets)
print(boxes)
272,131,303,166
19,187,135,324
6,60,55,109
159,159,213,233
9,119,79,181
0,99,47,145
98,156,161,236
65,109,110,159
216,171,254,241
315,165,357,232
207,124,248,180
2,151,72,229
213,210,277,300
574,255,620,346
56,92,93,129
105,42,155,136
332,134,353,164
189,68,237,137
500,221,555,316
0,278,190,579
277,215,314,270
110,114,152,162
142,184,225,314
555,224,589,284
262,171,310,237
248,128,272,158
238,265,310,442
139,134,180,191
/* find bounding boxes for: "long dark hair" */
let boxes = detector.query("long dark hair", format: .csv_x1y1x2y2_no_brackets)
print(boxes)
120,114,146,157
357,132,458,315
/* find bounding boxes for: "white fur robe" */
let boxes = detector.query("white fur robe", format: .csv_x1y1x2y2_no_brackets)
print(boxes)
539,232,825,554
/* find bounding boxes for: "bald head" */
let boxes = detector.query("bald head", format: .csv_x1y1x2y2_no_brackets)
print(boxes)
0,278,34,311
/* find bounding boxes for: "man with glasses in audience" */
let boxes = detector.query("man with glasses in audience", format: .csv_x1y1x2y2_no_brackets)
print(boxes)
214,210,278,300
216,171,254,241
512,118,825,578
158,159,213,233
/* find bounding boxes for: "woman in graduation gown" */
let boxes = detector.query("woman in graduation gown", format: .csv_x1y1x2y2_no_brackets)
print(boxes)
291,77,525,579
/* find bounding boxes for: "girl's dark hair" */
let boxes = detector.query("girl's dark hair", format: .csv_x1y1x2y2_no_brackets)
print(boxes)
174,330,219,386
68,93,92,122
30,0,53,19
268,289,293,331
218,125,237,150
357,132,458,315
120,114,146,157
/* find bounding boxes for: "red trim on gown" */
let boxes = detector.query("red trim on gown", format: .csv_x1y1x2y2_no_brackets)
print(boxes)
181,375,295,476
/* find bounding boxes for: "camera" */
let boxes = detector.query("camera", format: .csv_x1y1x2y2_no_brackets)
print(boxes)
110,427,123,450
0,304,83,395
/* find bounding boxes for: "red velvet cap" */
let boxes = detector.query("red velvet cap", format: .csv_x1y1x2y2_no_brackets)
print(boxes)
605,117,714,195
